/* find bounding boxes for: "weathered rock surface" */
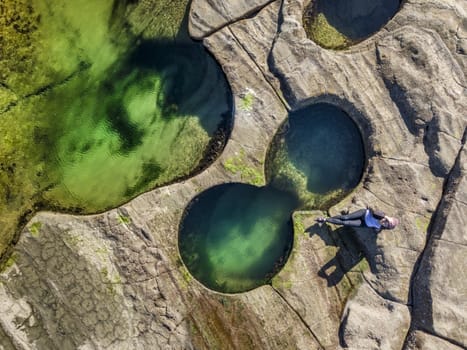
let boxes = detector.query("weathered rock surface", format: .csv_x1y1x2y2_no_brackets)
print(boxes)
0,0,466,349
404,330,465,350
189,0,276,39
409,146,467,348
270,0,465,347
272,211,374,348
340,283,410,350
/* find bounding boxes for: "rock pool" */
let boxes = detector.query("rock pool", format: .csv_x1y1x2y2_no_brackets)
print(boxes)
179,102,365,293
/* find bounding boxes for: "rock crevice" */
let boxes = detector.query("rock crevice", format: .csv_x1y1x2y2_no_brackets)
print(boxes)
406,130,466,348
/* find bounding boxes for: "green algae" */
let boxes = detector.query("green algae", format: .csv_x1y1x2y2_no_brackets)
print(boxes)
0,0,232,259
2,252,18,270
1,0,129,256
415,216,430,233
303,0,401,49
223,149,265,186
267,145,344,208
239,92,255,111
304,12,350,50
28,222,42,237
117,214,131,225
138,1,189,40
62,232,83,248
292,213,306,236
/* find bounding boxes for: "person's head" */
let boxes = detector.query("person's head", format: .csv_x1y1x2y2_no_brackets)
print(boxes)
380,216,399,230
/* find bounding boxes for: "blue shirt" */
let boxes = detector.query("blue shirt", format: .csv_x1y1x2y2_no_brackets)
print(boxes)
364,209,382,229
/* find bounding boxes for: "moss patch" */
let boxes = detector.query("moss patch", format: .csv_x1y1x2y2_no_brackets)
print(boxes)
1,252,18,271
223,150,265,186
94,246,109,255
63,232,83,248
178,263,193,290
131,0,190,40
415,216,430,233
117,214,131,225
303,12,351,50
340,260,369,303
28,222,42,237
292,213,306,236
271,274,293,290
239,92,255,111
268,145,346,209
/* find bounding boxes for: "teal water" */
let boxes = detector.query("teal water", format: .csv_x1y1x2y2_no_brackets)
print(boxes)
268,103,365,208
179,103,365,293
179,184,298,293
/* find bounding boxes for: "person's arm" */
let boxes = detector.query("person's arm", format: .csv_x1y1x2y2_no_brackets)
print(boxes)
369,208,386,220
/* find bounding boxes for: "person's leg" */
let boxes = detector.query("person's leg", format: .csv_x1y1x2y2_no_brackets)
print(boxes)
329,209,366,221
325,217,362,227
315,209,366,226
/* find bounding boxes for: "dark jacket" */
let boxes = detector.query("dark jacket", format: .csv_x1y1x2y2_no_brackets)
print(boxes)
369,208,385,220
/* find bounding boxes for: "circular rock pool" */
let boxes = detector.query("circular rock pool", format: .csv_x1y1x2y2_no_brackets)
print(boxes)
268,103,365,208
303,0,401,49
178,184,298,293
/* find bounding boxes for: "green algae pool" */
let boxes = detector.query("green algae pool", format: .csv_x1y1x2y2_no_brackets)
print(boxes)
43,41,232,211
303,0,401,49
179,103,365,293
0,0,232,259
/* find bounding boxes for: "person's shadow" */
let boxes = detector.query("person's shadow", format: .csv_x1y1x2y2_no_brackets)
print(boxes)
306,222,378,287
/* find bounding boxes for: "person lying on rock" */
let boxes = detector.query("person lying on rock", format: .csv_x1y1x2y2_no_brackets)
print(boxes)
315,207,399,230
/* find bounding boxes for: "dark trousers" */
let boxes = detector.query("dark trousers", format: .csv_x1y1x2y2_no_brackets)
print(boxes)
326,209,367,227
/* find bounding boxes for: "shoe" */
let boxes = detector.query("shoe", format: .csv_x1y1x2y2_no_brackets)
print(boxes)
315,217,326,224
